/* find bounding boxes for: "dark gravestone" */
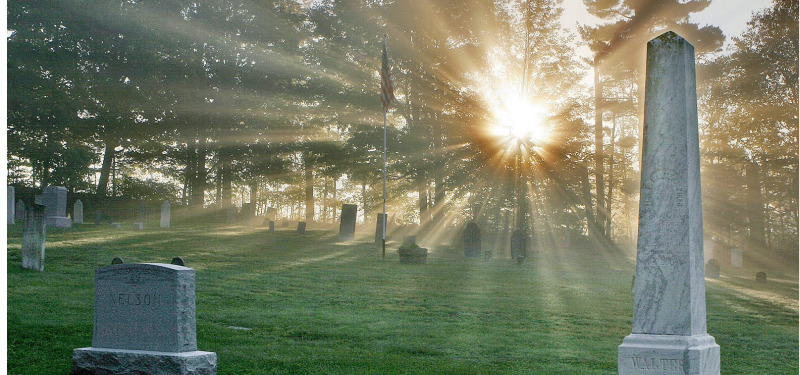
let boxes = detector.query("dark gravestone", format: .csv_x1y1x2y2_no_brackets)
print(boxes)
338,204,358,240
171,257,186,266
399,244,427,264
464,222,481,258
511,229,526,263
755,272,767,283
22,204,47,272
375,213,387,243
705,259,720,279
297,221,306,234
111,257,124,265
268,221,275,232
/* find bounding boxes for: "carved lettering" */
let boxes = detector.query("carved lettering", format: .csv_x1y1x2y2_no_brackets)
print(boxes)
631,356,683,371
109,293,161,306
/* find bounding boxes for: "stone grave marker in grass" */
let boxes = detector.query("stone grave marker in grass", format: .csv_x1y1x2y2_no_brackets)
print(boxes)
72,262,217,374
7,186,14,224
269,221,275,232
617,32,719,375
464,222,481,258
510,229,526,263
399,242,427,264
43,186,72,228
375,213,387,243
297,221,306,234
21,204,46,272
338,204,357,240
161,201,171,228
73,200,84,224
705,259,720,279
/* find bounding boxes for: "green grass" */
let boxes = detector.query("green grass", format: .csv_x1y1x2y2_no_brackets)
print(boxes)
7,223,798,374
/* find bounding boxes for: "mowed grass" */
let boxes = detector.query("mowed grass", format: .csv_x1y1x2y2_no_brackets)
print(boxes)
6,223,798,374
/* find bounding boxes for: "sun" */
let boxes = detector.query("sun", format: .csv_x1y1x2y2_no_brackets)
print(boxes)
489,91,550,145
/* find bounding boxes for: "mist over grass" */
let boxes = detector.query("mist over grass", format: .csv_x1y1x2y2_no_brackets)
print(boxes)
7,223,798,374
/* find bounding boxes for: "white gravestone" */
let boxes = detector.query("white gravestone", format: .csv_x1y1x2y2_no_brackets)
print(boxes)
7,186,15,224
42,186,72,228
618,32,719,375
161,201,171,228
21,205,46,272
73,263,217,374
730,248,743,268
73,200,84,224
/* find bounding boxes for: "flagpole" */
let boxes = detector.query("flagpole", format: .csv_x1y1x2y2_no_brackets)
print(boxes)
382,35,388,260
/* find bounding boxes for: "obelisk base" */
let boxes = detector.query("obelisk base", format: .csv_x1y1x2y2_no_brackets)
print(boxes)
618,334,719,374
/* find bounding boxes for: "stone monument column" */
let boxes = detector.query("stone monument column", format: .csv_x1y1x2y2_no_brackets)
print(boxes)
161,201,171,228
618,32,719,374
8,186,15,224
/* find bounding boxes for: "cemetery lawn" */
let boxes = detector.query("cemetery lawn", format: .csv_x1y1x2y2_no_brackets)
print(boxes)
7,224,798,374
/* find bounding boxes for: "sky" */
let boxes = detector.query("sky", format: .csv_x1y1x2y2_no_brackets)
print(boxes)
560,0,775,58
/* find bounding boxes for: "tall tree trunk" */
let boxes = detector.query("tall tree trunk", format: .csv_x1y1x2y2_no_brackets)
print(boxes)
361,182,368,223
417,170,429,223
745,162,766,256
593,62,606,236
249,179,258,216
304,155,314,221
605,114,618,236
221,150,232,207
190,137,207,208
96,142,116,197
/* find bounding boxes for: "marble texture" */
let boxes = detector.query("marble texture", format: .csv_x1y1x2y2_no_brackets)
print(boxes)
619,32,719,374
338,204,358,240
161,201,171,228
619,334,719,374
21,204,47,272
72,348,216,375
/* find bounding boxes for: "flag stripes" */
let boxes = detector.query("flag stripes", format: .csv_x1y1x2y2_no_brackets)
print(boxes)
381,37,395,111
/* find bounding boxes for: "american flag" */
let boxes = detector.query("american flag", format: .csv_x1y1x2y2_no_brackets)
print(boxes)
381,37,395,111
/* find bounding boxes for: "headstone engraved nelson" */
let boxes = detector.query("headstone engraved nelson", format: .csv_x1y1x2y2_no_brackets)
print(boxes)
338,204,357,240
73,263,217,374
618,32,719,375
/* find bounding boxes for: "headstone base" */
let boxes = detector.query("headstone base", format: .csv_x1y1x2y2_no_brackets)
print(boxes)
618,334,719,375
72,347,217,375
46,216,73,228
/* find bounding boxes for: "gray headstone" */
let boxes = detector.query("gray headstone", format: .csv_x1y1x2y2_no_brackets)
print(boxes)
268,221,275,232
133,222,144,230
375,213,387,243
42,186,71,228
73,200,84,224
266,207,277,221
730,248,743,268
161,201,171,228
171,257,185,266
464,222,481,257
21,204,46,272
15,200,25,223
755,272,766,283
297,221,306,234
7,186,15,224
618,32,719,375
510,229,526,263
338,204,357,240
111,257,124,265
705,259,720,279
73,263,217,374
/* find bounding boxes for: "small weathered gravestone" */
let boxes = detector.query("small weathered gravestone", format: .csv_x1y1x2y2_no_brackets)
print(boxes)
133,222,144,230
618,32,719,375
403,236,417,247
21,204,46,271
464,222,481,258
73,200,84,224
171,257,185,266
95,210,103,225
297,221,306,234
510,229,526,263
399,244,427,264
161,201,171,228
338,204,358,240
7,186,15,224
705,259,720,279
268,221,275,232
730,248,743,268
72,263,217,374
111,257,124,265
755,272,767,283
15,200,25,223
375,213,387,243
42,186,71,228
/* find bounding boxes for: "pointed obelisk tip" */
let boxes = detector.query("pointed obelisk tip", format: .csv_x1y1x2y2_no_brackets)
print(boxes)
649,31,692,47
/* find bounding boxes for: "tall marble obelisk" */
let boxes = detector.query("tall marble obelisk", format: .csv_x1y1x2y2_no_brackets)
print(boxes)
618,32,720,374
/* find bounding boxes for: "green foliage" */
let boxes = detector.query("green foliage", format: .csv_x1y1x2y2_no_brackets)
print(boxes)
116,175,180,201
